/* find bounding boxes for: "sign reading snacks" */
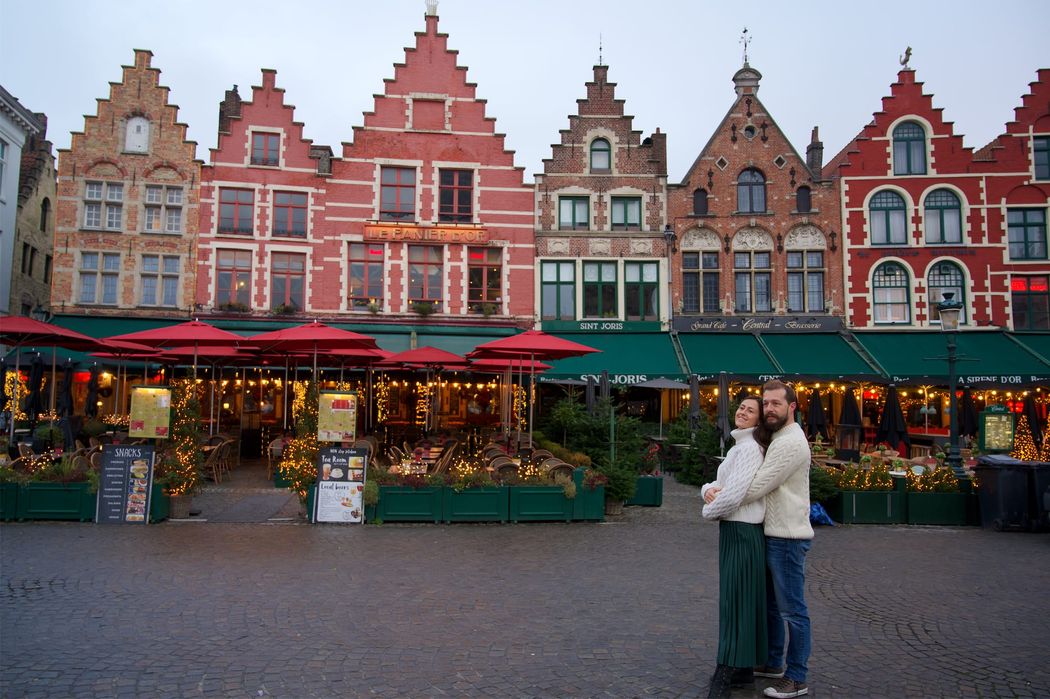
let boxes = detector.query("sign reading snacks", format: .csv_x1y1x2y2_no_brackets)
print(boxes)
314,446,367,524
364,223,488,244
318,391,357,443
129,386,172,439
96,444,155,524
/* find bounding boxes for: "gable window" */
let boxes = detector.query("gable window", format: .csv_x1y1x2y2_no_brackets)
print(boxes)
141,254,180,307
683,252,720,313
21,243,32,275
468,247,502,313
611,197,641,230
892,121,927,175
144,185,183,234
928,261,966,325
924,189,962,244
625,261,658,320
872,262,911,324
795,186,812,213
273,192,308,237
251,132,280,166
693,188,709,216
734,251,772,313
787,251,824,313
125,116,150,153
1011,276,1050,330
348,243,385,310
216,249,252,306
79,252,120,305
736,169,766,213
541,261,575,320
590,138,611,172
439,169,473,223
559,196,589,230
219,188,254,234
407,245,443,309
870,190,907,245
1007,208,1048,260
583,261,617,318
1035,137,1050,180
84,181,123,231
271,252,306,311
380,166,416,221
39,198,50,232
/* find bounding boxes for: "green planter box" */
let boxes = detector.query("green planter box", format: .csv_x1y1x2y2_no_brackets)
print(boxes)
377,486,443,523
829,490,906,524
443,486,509,522
572,469,605,521
149,484,169,523
0,482,19,521
625,475,664,507
17,482,96,522
509,485,573,522
906,492,979,526
307,484,315,523
274,467,294,489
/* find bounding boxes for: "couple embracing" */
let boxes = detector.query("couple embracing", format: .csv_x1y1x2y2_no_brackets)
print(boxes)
700,380,813,699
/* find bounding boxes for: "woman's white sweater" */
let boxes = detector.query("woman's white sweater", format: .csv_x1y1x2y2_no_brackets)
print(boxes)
700,427,765,524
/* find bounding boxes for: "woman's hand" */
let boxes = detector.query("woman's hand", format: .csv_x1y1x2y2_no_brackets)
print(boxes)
703,486,721,504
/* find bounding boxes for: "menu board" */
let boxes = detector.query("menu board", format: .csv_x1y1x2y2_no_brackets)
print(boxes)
979,407,1015,452
318,391,357,443
96,444,155,524
129,386,172,439
313,446,367,524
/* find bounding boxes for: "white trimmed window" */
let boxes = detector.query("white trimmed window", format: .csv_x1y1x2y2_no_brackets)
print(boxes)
84,181,123,231
144,185,184,234
79,252,121,305
141,254,180,307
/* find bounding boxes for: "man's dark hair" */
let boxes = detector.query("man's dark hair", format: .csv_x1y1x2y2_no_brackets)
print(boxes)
762,379,797,406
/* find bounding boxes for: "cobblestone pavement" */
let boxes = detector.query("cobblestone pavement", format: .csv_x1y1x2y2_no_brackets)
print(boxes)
2,475,1049,698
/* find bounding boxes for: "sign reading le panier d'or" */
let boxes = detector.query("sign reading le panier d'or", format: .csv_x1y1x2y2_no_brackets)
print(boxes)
129,385,172,439
96,444,155,524
318,391,357,443
313,446,367,524
364,222,488,244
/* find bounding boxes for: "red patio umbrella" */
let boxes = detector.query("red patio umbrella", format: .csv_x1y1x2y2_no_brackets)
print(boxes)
378,346,470,433
90,339,158,420
247,321,378,376
106,319,249,378
469,357,552,373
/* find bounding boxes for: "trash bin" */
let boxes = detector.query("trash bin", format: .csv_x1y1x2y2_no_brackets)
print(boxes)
1030,461,1050,532
973,455,1032,531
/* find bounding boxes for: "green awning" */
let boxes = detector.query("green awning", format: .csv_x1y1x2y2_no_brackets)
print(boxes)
758,333,882,380
1010,333,1050,366
677,333,779,379
853,331,1050,387
541,333,685,385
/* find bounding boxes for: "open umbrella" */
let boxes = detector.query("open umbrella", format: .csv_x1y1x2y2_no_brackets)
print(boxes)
107,319,248,378
469,357,552,374
959,388,979,439
635,377,689,439
84,365,100,418
806,389,830,441
1022,393,1043,450
715,372,732,454
875,385,911,453
248,320,378,377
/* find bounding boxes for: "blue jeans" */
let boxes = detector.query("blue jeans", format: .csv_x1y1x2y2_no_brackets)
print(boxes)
765,536,811,682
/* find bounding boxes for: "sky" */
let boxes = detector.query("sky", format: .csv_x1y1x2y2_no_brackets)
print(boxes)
2,0,1049,181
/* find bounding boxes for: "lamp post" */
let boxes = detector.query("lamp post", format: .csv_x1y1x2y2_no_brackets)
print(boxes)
937,292,965,477
663,224,677,324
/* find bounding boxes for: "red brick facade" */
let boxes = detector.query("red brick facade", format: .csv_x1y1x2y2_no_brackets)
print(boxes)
830,69,1050,330
54,50,200,318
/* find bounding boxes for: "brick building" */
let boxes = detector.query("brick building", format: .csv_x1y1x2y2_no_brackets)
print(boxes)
53,50,201,321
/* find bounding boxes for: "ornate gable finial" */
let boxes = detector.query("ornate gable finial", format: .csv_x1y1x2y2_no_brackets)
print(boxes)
425,0,438,16
740,27,751,65
900,46,912,69
598,33,603,67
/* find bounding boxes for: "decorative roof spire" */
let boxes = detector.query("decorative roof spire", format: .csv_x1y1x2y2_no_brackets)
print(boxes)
425,0,438,16
740,27,751,65
598,33,603,66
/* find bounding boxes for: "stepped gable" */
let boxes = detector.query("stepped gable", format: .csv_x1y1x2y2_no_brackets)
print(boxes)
974,69,1050,167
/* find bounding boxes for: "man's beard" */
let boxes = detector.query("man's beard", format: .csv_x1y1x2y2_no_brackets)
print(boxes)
765,411,790,432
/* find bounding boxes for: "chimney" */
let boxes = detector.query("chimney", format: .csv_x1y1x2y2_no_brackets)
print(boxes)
648,128,668,177
806,126,824,179
217,85,242,137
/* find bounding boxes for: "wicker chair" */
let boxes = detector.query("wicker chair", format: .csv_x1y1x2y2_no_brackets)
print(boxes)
542,459,574,480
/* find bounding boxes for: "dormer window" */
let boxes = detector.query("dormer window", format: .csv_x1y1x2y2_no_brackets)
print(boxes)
125,117,150,153
892,121,927,175
251,132,280,166
590,138,611,172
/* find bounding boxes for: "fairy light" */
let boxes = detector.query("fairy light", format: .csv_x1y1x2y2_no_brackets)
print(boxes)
278,380,320,499
164,378,204,496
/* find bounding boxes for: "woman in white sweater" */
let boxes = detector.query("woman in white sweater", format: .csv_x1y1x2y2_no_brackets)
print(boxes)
700,396,771,699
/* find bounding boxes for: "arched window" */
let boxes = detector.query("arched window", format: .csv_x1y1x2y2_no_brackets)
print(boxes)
872,261,911,324
928,261,966,325
870,190,908,245
125,116,150,153
924,189,962,244
737,168,766,213
590,138,611,172
892,121,926,175
795,186,812,213
39,198,50,232
692,188,708,216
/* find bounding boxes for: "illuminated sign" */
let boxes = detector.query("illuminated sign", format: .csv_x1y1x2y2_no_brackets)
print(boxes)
364,223,489,244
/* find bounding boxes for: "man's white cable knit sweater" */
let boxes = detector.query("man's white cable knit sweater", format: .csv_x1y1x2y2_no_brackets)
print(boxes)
700,427,765,523
743,421,814,540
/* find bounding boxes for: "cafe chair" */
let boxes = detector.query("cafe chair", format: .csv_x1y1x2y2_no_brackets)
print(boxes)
267,438,283,481
203,445,224,484
531,449,554,462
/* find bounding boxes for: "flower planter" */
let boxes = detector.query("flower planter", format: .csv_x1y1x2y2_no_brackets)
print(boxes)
149,484,169,523
443,486,509,523
625,475,663,507
0,482,19,521
16,482,96,522
572,469,605,521
274,468,294,489
509,485,572,522
604,498,624,516
829,490,905,524
376,486,443,523
906,492,979,526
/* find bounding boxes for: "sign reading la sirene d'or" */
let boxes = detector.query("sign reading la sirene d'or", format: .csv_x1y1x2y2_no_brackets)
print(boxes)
364,223,489,244
671,316,844,333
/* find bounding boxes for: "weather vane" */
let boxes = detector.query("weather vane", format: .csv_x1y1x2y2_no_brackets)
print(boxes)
598,33,603,66
740,27,751,64
899,46,912,69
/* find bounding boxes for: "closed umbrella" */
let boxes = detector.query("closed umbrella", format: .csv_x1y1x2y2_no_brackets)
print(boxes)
1022,393,1043,450
840,387,862,427
585,376,596,415
689,373,701,433
875,385,910,453
959,388,979,439
85,365,100,418
0,359,7,414
24,354,44,428
806,389,830,441
56,360,75,417
599,370,610,402
715,372,732,455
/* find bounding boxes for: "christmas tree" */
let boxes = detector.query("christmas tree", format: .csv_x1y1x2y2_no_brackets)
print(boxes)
1010,414,1039,461
1040,422,1050,461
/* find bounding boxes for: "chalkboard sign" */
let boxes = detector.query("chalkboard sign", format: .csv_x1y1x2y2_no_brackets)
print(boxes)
979,405,1015,453
313,446,368,524
96,444,155,524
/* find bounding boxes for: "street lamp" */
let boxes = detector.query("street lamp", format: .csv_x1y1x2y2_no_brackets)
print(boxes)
937,292,965,477
663,224,677,323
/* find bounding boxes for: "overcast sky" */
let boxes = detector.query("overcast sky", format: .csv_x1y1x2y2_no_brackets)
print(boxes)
2,0,1048,181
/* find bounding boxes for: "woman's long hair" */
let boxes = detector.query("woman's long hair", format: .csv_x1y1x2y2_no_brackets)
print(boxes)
740,396,773,452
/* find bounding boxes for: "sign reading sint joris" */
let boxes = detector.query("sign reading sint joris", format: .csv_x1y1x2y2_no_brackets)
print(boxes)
364,223,488,244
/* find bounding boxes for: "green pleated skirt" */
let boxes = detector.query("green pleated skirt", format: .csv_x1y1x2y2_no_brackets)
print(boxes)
716,520,768,667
